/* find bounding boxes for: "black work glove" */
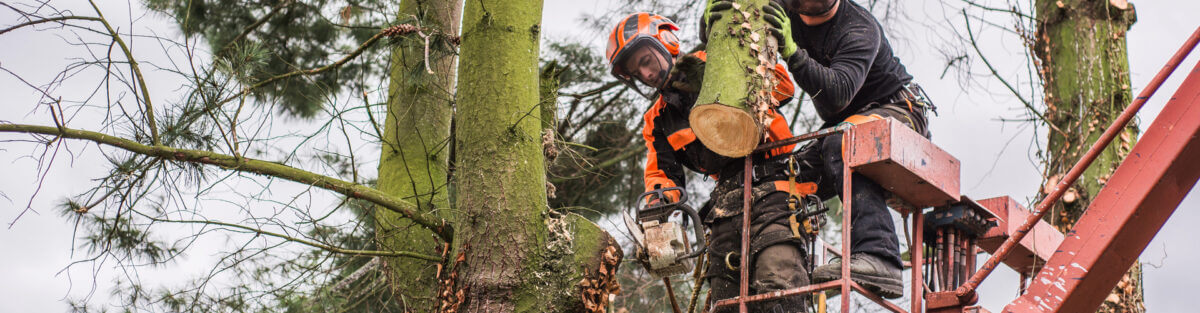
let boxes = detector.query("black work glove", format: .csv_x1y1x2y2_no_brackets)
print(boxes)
668,53,707,93
699,0,735,44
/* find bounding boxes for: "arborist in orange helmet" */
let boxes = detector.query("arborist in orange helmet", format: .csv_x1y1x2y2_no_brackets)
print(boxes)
703,0,940,299
607,12,815,312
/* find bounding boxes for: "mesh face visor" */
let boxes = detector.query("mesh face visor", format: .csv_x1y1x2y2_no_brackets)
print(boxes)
612,38,676,100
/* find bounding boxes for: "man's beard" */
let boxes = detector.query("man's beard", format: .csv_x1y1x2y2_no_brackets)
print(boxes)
790,0,837,16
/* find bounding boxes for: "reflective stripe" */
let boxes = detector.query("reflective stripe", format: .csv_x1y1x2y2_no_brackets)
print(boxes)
667,128,696,150
774,181,818,195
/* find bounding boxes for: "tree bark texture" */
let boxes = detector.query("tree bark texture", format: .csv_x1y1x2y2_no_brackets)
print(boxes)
453,0,621,312
1032,1,1143,311
375,0,463,310
691,0,780,157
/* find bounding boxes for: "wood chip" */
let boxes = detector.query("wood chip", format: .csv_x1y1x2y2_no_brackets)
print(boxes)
750,32,761,43
750,43,760,52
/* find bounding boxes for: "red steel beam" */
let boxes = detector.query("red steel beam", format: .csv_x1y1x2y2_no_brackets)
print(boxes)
1003,52,1200,313
957,26,1200,299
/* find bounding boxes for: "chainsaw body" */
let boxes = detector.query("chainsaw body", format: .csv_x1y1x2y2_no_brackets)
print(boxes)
624,187,705,278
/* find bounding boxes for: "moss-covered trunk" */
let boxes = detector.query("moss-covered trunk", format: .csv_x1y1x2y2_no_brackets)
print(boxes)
452,0,621,312
1032,0,1143,311
691,0,780,157
375,1,462,311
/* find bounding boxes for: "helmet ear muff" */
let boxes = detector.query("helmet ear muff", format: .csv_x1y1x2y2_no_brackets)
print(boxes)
658,29,680,57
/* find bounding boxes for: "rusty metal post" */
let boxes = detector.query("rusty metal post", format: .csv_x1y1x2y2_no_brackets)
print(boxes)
840,129,854,313
956,26,1200,299
738,157,752,313
912,211,925,313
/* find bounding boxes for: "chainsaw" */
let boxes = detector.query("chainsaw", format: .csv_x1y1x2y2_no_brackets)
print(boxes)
623,187,706,278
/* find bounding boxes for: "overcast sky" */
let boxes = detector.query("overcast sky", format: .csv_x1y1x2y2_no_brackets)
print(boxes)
3,0,1199,312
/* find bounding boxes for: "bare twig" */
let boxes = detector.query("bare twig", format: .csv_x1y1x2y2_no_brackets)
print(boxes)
0,15,102,35
962,10,1063,135
89,0,160,145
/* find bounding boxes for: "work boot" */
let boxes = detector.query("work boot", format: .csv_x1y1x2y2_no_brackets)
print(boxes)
812,253,903,299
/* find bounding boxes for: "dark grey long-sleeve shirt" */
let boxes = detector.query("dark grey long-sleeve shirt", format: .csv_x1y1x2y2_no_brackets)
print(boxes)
785,0,912,126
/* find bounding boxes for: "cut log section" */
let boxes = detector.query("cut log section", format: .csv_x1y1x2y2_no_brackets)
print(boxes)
690,104,761,157
690,0,778,158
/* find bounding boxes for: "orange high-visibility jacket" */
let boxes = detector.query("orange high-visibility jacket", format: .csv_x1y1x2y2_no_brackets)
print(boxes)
641,51,799,197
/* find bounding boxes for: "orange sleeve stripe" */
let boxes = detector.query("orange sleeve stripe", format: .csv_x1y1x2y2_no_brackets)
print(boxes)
642,97,678,192
667,128,696,150
765,109,796,157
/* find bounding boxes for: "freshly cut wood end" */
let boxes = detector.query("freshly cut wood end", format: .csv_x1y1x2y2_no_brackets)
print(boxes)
1109,0,1129,10
688,103,761,158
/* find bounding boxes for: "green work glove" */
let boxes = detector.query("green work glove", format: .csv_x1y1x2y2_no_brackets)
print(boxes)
700,0,734,43
763,2,799,58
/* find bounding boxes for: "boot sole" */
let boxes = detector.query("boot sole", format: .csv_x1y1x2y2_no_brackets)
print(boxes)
812,270,904,299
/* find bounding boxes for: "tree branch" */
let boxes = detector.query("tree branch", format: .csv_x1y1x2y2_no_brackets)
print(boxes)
962,10,1063,135
0,123,454,241
154,218,439,261
0,15,102,35
550,144,646,184
89,0,160,145
218,27,391,104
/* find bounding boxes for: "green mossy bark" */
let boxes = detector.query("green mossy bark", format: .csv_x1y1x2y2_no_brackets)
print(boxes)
452,1,620,311
1032,1,1143,311
692,0,779,157
375,1,462,311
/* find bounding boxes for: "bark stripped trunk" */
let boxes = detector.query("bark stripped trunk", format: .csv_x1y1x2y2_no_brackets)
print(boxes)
453,1,621,312
1032,0,1143,311
691,0,781,157
375,1,462,311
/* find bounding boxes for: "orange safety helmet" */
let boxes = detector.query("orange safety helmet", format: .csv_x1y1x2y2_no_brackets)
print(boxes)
606,13,681,93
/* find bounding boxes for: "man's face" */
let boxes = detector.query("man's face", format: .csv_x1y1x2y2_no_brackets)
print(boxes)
621,45,672,89
783,0,837,16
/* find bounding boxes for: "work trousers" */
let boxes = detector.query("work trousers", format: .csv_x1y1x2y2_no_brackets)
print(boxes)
705,186,810,313
798,101,930,270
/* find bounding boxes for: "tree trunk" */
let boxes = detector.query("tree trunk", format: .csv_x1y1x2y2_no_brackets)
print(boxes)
375,1,462,311
691,0,780,157
453,1,621,312
1032,1,1143,311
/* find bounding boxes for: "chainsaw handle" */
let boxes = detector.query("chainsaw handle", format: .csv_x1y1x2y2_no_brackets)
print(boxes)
675,202,707,261
635,186,689,212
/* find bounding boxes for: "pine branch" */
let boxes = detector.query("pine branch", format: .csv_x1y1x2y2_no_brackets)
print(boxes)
153,219,439,261
0,123,454,241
